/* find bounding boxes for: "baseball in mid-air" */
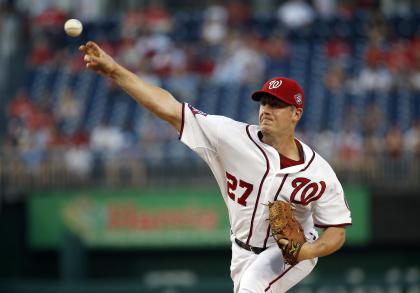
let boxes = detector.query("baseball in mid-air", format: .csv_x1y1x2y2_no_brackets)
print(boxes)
64,19,83,37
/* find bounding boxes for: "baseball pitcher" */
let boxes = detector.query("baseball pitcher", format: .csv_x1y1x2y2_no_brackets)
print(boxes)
80,41,352,292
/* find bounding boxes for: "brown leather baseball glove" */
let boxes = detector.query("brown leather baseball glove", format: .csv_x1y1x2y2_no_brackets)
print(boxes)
268,201,306,265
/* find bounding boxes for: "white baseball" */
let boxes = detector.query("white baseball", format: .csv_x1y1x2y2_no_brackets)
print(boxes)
64,19,83,37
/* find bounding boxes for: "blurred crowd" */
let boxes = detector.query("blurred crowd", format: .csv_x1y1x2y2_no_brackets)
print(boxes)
1,0,420,179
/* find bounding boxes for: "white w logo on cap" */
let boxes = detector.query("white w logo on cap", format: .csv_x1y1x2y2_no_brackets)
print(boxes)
268,80,282,89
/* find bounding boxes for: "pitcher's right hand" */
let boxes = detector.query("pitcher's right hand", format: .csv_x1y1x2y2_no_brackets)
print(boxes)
79,41,117,77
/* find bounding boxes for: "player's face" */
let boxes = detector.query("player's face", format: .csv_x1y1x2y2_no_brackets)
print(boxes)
258,95,302,137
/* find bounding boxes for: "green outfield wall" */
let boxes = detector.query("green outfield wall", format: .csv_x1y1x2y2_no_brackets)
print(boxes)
28,185,369,249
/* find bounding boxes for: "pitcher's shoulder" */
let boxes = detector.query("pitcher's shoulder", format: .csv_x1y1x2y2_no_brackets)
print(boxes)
299,141,339,180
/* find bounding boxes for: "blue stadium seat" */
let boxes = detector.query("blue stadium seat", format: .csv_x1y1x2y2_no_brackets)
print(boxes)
29,66,52,102
82,77,109,130
414,91,420,120
251,11,278,38
351,10,369,40
215,84,240,117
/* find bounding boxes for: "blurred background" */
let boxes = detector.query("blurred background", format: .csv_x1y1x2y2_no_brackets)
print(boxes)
0,0,419,292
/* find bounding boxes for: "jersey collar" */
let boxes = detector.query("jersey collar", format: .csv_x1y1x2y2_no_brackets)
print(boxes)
252,126,315,174
274,138,315,174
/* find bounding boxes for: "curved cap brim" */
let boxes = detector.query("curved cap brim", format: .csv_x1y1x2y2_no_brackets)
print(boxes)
251,90,291,105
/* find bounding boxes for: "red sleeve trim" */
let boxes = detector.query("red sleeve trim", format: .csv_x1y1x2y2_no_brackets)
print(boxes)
315,223,352,228
178,102,185,140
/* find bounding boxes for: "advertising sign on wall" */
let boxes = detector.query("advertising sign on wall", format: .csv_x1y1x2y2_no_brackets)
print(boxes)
28,186,368,248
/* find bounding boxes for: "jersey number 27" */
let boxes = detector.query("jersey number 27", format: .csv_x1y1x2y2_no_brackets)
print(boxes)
226,172,254,206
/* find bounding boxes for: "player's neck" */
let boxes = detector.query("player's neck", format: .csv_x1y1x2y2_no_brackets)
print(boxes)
263,133,300,160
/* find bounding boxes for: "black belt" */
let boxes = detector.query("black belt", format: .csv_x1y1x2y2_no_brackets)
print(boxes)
235,238,266,254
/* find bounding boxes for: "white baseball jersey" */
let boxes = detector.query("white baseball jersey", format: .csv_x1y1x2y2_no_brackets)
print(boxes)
179,103,352,292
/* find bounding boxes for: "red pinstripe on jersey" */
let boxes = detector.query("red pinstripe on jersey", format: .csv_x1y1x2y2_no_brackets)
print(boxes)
299,148,315,171
263,174,289,249
245,125,270,246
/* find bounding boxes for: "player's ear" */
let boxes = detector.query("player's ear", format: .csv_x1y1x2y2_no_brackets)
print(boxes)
293,107,303,123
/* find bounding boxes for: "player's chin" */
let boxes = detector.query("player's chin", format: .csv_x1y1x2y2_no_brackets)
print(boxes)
260,124,272,135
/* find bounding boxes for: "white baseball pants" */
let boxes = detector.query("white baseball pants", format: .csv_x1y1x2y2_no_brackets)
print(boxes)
230,239,317,293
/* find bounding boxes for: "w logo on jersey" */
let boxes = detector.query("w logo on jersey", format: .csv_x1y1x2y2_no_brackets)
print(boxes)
290,177,326,205
268,80,282,89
